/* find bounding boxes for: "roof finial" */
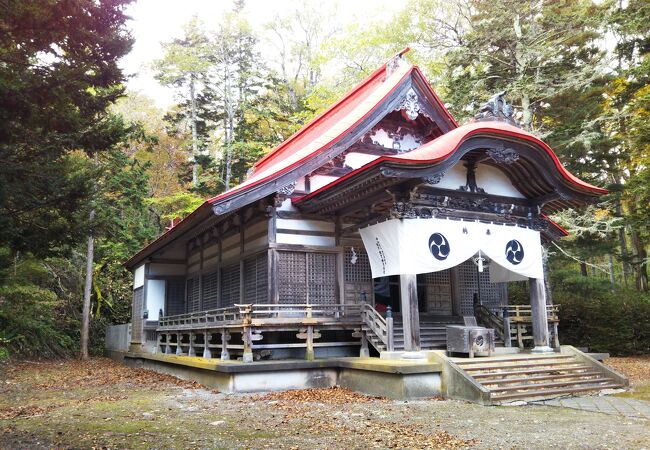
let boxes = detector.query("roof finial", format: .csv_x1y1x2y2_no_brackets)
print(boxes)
385,47,411,78
474,91,519,127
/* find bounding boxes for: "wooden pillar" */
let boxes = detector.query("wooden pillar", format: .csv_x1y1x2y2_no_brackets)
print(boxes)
529,277,552,353
359,331,370,357
399,274,421,352
386,306,395,352
203,331,212,359
220,329,230,360
188,332,196,356
175,333,183,355
242,328,253,363
305,325,315,361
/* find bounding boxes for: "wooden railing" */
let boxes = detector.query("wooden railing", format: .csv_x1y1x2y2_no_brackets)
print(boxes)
474,304,561,348
503,304,560,322
360,303,394,351
158,303,364,331
474,304,510,347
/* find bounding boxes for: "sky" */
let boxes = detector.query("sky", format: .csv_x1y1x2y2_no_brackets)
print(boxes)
120,0,405,109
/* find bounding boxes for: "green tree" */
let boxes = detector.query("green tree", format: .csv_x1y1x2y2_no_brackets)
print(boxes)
152,16,211,187
0,0,134,261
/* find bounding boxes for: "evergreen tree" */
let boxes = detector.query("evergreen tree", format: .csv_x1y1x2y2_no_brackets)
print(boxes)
0,0,134,260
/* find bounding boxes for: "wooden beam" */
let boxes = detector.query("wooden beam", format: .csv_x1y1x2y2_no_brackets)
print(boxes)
399,274,421,351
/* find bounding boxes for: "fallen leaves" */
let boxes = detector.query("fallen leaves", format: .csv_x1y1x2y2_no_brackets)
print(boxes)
250,386,385,404
605,355,650,385
3,357,207,391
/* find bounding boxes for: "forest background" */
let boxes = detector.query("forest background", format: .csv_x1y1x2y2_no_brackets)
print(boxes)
1,0,648,359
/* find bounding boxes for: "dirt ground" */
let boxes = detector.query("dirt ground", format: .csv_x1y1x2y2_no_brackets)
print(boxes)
1,357,649,450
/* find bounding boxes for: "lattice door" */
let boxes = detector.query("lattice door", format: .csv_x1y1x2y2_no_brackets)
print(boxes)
220,264,240,307
419,271,452,314
344,246,372,304
244,253,268,303
186,277,200,312
278,251,307,304
201,271,219,310
308,253,337,305
457,260,505,315
166,279,185,315
278,251,337,304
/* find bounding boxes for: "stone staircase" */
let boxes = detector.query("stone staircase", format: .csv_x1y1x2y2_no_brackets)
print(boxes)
449,351,628,403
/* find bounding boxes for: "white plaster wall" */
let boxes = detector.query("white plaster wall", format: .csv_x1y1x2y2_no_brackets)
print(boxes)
277,198,297,211
146,279,165,320
276,234,336,246
310,175,339,191
435,163,466,190
345,152,379,169
435,162,525,198
133,265,145,289
276,218,335,232
148,263,185,276
475,164,525,198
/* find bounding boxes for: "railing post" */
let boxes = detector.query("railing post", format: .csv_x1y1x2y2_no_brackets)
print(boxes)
242,305,253,363
386,305,394,352
502,306,512,348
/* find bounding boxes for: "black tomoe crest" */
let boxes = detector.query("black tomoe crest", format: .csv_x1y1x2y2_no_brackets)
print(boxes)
505,239,524,265
429,233,450,261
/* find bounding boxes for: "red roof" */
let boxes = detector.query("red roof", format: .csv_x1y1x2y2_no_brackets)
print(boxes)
126,54,458,268
295,121,607,204
126,56,604,269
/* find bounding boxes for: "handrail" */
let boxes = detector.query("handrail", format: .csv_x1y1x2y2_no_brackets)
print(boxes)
360,303,394,351
474,304,510,346
157,303,364,330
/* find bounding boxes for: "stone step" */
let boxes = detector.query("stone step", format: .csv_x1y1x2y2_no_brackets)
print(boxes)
488,377,611,393
471,365,593,379
490,383,623,402
454,354,573,366
461,359,581,372
479,371,603,386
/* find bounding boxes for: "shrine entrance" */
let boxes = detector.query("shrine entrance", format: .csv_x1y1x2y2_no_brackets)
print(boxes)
373,271,455,316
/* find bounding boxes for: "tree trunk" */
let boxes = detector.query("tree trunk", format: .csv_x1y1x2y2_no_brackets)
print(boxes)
630,230,649,291
615,197,630,287
190,74,199,187
80,209,95,360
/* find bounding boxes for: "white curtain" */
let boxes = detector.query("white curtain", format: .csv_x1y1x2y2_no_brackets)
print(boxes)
359,218,543,281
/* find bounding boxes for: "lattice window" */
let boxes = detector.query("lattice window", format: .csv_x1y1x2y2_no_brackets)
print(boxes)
166,279,185,316
457,260,505,315
419,270,451,285
343,246,372,303
131,287,143,343
278,251,307,304
221,264,240,307
308,253,337,305
186,277,200,312
344,246,372,283
244,253,268,303
202,271,219,310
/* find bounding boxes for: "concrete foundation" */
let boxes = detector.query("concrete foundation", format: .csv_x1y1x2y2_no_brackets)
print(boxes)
121,352,443,399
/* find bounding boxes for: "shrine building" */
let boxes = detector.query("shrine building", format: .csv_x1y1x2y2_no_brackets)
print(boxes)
121,50,627,403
